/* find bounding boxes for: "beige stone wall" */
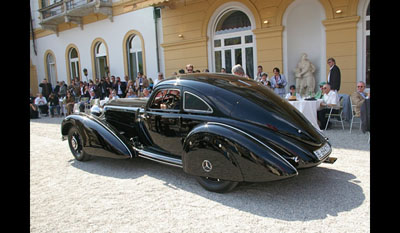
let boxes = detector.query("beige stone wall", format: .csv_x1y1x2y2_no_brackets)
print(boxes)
323,16,360,94
31,0,364,95
161,0,361,94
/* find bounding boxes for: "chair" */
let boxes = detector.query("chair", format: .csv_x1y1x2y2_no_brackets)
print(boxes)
324,96,345,131
84,99,97,114
349,97,362,133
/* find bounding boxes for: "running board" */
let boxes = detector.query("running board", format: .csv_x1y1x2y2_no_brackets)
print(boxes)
137,149,183,168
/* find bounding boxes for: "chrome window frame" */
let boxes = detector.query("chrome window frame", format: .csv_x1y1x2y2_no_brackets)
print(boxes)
183,91,214,114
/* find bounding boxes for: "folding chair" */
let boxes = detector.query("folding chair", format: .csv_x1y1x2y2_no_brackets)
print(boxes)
324,96,345,131
349,97,362,133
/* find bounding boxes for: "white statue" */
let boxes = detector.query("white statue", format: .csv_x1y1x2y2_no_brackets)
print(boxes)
294,53,316,96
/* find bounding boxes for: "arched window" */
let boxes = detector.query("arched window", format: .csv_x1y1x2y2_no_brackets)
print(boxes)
211,10,255,78
94,41,108,79
68,47,80,81
126,34,144,80
45,51,57,86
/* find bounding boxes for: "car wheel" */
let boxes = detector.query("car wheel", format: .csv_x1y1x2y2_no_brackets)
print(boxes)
195,176,239,193
68,126,91,161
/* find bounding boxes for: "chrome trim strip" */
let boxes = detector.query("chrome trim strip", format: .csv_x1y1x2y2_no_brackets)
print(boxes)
137,149,183,168
183,91,213,114
207,122,298,174
237,79,251,86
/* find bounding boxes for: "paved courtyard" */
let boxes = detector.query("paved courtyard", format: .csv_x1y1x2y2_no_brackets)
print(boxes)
30,116,370,233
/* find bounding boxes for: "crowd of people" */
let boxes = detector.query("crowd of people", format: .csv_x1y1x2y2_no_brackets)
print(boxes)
230,59,369,130
30,59,369,131
30,71,165,118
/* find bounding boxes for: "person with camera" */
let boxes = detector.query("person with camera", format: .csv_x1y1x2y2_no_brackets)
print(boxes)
39,79,53,101
270,67,287,98
258,72,272,89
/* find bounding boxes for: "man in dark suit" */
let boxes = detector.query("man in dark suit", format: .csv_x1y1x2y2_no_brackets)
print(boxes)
327,57,341,92
39,79,53,101
115,77,127,98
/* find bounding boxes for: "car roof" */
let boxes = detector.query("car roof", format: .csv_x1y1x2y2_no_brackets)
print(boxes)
157,73,257,90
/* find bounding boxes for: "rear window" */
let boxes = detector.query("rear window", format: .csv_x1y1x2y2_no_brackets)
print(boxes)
183,92,213,113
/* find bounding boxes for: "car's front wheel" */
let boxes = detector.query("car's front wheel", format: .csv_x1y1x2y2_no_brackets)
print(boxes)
68,126,91,161
195,176,239,193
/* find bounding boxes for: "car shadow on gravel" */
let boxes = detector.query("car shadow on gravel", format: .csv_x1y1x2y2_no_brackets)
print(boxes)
70,156,365,221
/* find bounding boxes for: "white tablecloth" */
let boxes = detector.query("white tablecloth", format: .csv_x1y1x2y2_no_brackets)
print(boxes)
288,99,323,131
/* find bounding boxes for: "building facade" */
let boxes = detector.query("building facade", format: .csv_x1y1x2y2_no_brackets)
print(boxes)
30,0,370,95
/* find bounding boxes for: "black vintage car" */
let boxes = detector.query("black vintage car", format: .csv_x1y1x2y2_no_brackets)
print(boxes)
61,73,333,192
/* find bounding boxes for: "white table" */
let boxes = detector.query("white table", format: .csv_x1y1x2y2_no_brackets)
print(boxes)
288,99,323,131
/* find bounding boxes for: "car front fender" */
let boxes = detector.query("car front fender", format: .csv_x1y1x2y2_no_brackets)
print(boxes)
61,113,135,159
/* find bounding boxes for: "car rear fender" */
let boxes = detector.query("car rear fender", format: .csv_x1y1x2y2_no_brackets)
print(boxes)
61,113,135,159
182,122,298,182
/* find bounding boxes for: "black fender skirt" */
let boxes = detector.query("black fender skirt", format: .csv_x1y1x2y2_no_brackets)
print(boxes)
182,122,298,182
61,113,136,159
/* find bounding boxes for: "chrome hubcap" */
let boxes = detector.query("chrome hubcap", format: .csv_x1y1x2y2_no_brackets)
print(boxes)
71,136,79,151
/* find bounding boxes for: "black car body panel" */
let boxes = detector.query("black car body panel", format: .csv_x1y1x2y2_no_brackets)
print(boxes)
61,73,332,186
61,113,135,159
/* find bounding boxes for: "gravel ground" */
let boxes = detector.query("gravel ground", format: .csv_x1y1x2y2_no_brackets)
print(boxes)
30,116,370,233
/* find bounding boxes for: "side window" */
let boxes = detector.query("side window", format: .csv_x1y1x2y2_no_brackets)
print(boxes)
184,92,213,113
149,89,181,111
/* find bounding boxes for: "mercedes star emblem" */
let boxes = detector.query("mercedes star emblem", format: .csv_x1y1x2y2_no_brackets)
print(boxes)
202,160,212,172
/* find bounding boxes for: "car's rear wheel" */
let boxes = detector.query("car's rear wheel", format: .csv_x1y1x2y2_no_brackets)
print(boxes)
195,176,239,193
68,126,91,161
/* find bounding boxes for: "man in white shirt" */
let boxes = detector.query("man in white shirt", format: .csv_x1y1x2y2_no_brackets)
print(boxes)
317,84,339,129
321,84,339,107
34,93,49,116
154,72,164,86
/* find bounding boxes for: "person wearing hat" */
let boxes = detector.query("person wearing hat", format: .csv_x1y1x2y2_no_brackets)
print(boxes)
314,81,327,99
